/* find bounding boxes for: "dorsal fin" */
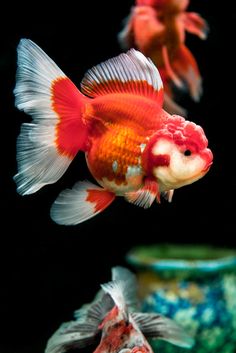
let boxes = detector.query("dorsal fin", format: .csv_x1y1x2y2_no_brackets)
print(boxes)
111,266,139,312
101,280,126,313
81,49,163,106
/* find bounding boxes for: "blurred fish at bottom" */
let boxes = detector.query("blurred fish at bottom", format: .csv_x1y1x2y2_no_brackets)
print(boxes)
13,40,212,225
45,267,194,353
118,0,209,115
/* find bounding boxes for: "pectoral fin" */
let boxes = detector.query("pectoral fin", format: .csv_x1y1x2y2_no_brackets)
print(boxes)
124,178,159,208
183,12,209,40
162,189,174,203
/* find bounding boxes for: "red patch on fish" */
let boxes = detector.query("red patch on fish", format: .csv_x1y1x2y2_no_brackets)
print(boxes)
86,188,115,213
142,132,171,175
52,77,88,158
99,306,119,329
85,80,164,107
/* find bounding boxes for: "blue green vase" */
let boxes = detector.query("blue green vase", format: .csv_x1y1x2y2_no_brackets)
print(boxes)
126,244,236,353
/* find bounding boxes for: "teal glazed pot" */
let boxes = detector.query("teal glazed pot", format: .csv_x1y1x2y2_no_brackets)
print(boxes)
126,245,236,353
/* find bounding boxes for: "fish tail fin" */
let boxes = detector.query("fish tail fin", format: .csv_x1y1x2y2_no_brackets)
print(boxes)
172,44,202,102
14,39,89,195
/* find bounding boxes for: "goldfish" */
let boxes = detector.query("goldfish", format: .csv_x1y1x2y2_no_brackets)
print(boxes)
118,0,209,115
13,39,213,225
45,266,194,353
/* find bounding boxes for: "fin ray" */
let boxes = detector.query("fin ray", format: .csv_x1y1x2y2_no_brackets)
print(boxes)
112,266,139,312
101,280,126,312
81,49,163,105
125,178,158,208
74,290,114,326
101,267,138,315
132,313,195,349
45,321,98,353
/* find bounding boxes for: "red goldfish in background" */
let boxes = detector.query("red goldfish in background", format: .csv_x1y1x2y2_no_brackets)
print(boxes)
45,266,194,353
14,39,212,225
118,0,209,115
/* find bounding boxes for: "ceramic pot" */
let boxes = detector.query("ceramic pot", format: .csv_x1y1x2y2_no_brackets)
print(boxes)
126,244,236,353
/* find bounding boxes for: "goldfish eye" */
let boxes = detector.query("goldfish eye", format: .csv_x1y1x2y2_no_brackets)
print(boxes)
184,149,192,156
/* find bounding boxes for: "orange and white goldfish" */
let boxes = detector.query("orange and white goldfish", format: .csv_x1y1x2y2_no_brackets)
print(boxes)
118,0,209,115
45,266,194,353
14,39,212,225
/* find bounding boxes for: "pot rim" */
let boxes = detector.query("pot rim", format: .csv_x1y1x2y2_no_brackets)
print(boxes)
126,244,236,273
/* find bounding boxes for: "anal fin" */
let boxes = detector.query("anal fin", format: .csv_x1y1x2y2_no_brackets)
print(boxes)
50,181,115,225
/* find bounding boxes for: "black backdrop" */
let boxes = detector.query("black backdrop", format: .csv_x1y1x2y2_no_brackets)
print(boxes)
0,1,235,353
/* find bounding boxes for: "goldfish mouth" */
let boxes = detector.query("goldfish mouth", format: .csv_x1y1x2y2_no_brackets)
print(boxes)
201,149,213,171
191,161,213,182
203,161,213,173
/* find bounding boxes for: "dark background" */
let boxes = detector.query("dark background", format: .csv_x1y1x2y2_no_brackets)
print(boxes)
0,1,235,353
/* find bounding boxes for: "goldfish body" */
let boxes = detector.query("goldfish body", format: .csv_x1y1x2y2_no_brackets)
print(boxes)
14,39,212,225
118,0,209,115
45,266,194,353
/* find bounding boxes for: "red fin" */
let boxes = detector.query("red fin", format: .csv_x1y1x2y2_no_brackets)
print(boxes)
50,181,115,225
162,46,183,89
183,12,209,40
86,188,115,214
52,77,89,158
124,177,159,208
172,45,202,101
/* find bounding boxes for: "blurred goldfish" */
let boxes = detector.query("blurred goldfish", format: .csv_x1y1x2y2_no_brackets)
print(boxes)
45,266,194,353
14,39,212,225
118,0,209,115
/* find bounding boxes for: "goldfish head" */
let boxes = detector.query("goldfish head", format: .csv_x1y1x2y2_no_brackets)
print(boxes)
143,115,213,191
